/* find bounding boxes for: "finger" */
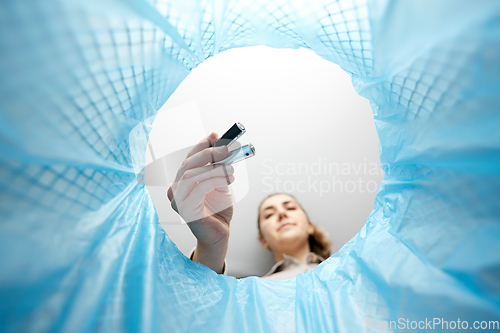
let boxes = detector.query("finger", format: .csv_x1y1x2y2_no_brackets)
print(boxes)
168,137,222,204
214,183,232,192
185,132,219,159
183,164,234,183
190,145,230,167
174,145,230,184
170,133,226,197
193,175,235,200
167,185,179,213
183,175,236,219
167,185,174,202
170,197,179,214
172,165,234,202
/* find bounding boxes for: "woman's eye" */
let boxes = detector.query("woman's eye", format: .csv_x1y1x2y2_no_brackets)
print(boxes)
265,213,273,219
287,207,296,210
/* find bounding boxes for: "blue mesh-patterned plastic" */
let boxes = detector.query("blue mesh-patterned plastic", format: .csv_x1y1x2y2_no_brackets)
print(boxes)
1,0,499,332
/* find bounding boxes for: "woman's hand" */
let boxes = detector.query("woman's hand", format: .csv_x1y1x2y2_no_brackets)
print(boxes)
167,132,235,249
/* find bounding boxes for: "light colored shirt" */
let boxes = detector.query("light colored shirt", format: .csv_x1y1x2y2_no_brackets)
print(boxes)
260,252,325,281
189,248,325,280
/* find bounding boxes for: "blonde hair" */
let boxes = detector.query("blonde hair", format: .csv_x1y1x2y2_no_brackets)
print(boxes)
257,193,332,260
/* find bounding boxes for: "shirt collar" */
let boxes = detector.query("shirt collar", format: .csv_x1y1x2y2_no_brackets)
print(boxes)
263,252,326,277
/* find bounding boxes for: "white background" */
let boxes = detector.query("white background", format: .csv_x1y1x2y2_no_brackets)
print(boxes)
146,45,383,278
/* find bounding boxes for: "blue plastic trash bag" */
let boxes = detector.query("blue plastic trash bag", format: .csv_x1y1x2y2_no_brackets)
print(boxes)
1,0,499,332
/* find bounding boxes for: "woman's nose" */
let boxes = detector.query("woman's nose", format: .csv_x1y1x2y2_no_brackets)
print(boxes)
277,209,287,220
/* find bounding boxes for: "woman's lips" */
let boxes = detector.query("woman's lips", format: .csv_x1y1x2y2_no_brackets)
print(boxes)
279,223,294,231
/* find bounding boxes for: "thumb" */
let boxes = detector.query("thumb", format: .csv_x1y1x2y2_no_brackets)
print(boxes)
211,145,230,163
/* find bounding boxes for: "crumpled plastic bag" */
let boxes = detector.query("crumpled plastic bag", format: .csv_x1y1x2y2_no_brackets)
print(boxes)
1,0,499,331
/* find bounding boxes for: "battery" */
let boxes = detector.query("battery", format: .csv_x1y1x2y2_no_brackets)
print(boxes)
212,122,246,148
213,144,255,165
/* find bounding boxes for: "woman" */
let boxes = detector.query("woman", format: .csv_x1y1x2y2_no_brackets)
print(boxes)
166,132,331,280
257,193,331,280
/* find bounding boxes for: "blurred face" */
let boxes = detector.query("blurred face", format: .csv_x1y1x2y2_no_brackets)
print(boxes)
258,194,314,252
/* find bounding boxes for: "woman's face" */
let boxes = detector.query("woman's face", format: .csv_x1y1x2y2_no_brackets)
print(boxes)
258,194,314,252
